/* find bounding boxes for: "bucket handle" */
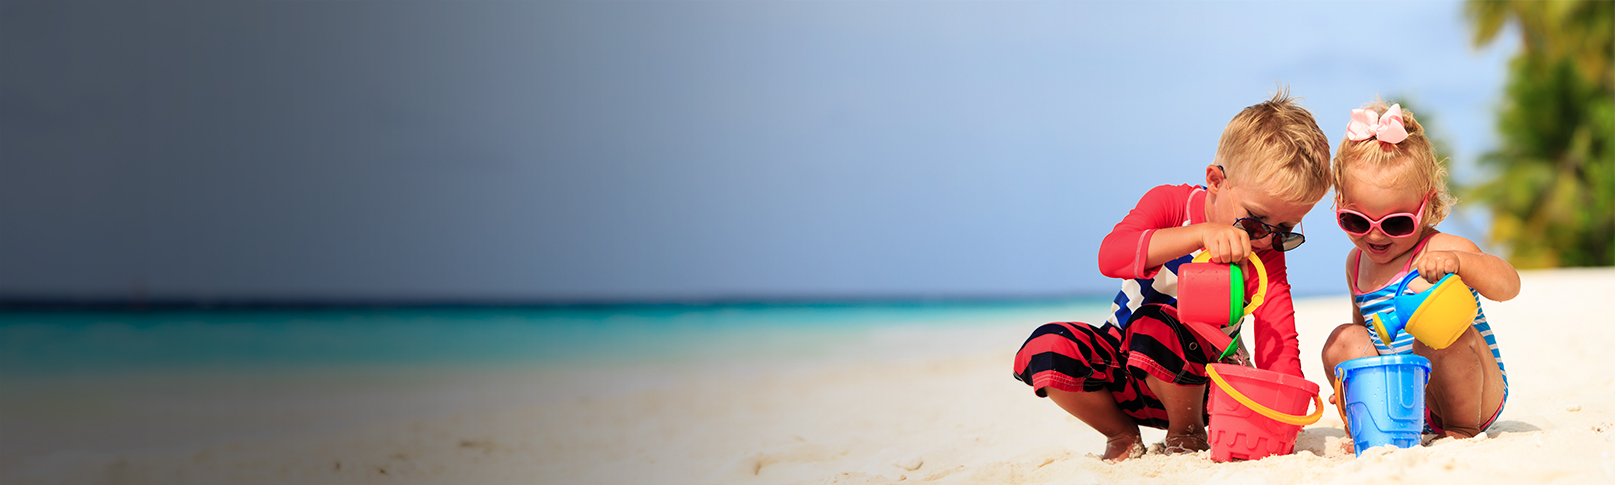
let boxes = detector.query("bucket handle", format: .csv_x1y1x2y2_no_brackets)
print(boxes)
1205,364,1324,426
1333,372,1350,436
1394,269,1423,296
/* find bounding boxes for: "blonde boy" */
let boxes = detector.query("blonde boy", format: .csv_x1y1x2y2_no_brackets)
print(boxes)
1013,89,1332,460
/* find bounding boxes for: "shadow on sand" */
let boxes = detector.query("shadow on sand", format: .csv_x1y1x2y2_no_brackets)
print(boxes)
1486,420,1543,435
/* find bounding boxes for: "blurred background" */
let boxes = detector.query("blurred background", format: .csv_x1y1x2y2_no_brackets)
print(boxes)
2,0,1611,469
5,0,1607,307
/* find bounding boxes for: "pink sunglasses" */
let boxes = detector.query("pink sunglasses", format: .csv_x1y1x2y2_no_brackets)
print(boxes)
1335,194,1429,238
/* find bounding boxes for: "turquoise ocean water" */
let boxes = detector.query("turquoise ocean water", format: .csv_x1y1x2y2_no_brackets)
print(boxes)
1,299,1116,458
0,299,1113,376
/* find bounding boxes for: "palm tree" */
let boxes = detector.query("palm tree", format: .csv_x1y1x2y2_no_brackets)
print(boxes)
1464,0,1614,267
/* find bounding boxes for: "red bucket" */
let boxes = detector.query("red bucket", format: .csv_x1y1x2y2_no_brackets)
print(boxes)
1205,363,1322,462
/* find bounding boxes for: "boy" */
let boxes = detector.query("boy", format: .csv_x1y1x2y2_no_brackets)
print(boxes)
1012,88,1332,461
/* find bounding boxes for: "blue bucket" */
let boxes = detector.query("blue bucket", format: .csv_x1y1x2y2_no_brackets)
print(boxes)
1334,354,1431,455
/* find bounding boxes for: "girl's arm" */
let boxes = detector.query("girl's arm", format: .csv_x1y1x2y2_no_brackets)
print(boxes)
1416,233,1521,302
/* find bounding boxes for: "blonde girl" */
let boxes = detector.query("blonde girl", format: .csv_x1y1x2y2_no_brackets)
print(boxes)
1320,100,1520,440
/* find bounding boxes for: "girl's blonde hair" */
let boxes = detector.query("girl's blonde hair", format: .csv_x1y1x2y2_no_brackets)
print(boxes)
1331,99,1454,226
1214,87,1333,205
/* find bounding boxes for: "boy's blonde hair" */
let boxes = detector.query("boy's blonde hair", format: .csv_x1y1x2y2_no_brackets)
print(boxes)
1214,87,1333,205
1330,98,1453,226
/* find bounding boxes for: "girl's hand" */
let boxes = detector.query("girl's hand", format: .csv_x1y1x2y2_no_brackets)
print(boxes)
1198,223,1251,264
1416,250,1463,283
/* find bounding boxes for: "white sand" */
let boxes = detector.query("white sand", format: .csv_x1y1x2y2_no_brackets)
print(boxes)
4,268,1614,484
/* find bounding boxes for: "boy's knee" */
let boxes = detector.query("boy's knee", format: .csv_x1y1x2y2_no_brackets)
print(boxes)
1123,316,1171,335
1122,305,1187,336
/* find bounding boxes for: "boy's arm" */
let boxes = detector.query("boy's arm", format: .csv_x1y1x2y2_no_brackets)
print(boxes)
1098,185,1185,279
1416,233,1521,302
1145,221,1253,268
1251,249,1303,377
1098,185,1253,279
1144,225,1233,267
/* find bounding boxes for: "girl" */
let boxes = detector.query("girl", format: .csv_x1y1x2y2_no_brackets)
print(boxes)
1320,100,1520,440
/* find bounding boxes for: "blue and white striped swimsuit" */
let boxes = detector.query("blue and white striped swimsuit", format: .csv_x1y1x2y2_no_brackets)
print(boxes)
1350,236,1508,430
1357,275,1507,377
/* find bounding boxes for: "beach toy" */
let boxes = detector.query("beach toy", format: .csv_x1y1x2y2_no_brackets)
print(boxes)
1206,363,1324,461
1178,252,1267,359
1191,251,1322,462
1369,271,1477,350
1179,252,1267,328
1333,354,1431,455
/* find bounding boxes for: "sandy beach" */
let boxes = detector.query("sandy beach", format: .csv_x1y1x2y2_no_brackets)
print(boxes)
4,268,1613,484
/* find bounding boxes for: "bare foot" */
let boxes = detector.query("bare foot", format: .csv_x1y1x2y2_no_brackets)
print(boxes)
1162,432,1209,455
1102,433,1146,462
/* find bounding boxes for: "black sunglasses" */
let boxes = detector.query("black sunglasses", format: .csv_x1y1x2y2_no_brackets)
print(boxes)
1234,217,1305,252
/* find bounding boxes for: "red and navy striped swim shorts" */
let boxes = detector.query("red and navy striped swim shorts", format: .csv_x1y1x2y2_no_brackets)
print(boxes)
1011,303,1221,429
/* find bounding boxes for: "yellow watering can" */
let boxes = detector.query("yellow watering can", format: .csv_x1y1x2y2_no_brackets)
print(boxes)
1370,270,1478,350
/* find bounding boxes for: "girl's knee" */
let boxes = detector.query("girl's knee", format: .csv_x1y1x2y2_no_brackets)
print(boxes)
1322,325,1379,381
1323,324,1371,356
1326,323,1368,340
1413,325,1483,358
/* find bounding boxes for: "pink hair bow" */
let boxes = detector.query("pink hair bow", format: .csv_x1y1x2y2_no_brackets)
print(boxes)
1345,104,1408,144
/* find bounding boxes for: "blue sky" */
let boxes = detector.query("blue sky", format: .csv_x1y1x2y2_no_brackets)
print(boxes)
0,1,1518,302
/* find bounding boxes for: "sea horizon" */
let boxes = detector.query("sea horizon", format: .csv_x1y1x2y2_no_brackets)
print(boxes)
1,297,1121,378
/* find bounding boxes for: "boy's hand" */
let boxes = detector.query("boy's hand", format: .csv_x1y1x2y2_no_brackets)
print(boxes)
1198,223,1251,264
1416,250,1462,283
